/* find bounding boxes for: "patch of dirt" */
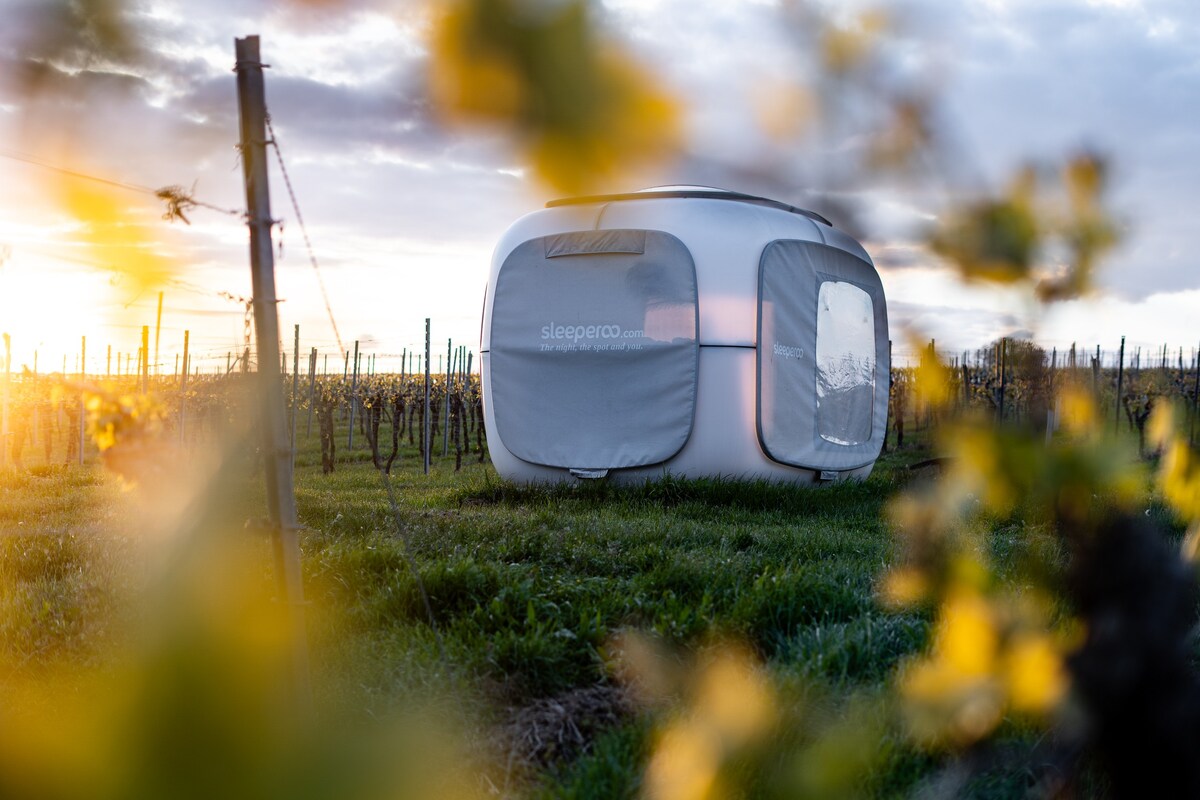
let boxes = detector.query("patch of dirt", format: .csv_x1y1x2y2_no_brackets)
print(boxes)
500,682,636,776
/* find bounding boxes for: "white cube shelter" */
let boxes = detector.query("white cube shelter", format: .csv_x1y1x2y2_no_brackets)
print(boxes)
480,187,889,484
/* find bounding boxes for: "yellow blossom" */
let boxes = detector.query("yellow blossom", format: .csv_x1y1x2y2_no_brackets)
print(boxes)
1004,632,1068,714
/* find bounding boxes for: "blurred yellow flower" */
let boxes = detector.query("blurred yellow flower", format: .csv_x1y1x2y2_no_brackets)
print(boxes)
880,566,929,609
820,10,888,75
953,425,1018,516
644,723,719,800
1148,403,1200,527
642,645,776,800
937,590,998,679
1182,522,1200,563
427,0,680,194
900,584,1069,748
1057,384,1097,436
913,337,952,410
1004,632,1068,714
59,177,174,296
1147,402,1176,451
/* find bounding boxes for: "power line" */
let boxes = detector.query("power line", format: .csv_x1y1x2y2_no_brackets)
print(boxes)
0,148,242,221
264,111,347,359
0,147,157,195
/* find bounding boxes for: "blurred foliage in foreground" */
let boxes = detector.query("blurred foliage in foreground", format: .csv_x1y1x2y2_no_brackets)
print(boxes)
5,0,1198,798
0,450,487,800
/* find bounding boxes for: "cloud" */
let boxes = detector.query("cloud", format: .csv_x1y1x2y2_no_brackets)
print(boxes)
2,0,1197,365
927,0,1200,298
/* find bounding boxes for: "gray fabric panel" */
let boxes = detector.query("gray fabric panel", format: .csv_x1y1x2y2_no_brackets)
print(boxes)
545,229,646,258
757,240,889,471
492,230,698,470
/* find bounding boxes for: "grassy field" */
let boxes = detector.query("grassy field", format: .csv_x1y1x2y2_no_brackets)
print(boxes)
1,417,1078,798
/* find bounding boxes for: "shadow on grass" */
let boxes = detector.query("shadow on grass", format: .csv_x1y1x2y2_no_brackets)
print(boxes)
457,469,915,518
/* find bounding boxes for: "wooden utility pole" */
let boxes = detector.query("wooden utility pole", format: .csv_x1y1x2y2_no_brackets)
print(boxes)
235,34,311,711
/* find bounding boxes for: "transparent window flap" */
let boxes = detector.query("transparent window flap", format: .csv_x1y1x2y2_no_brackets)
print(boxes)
815,281,875,446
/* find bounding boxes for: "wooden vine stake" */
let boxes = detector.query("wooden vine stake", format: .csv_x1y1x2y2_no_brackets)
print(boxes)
79,336,86,465
1115,336,1125,435
424,318,431,475
1,333,8,470
291,324,300,467
179,330,189,446
235,34,312,714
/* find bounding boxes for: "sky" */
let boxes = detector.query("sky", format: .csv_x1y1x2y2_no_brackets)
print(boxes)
0,0,1196,374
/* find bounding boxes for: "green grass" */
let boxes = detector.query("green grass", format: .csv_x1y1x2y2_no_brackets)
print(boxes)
0,415,964,796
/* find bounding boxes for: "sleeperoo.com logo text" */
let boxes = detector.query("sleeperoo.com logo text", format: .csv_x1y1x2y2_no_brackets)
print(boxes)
540,322,644,343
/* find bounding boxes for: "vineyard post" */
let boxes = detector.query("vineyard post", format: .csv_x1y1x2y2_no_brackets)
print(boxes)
179,329,189,446
78,336,85,466
424,318,431,476
348,339,359,449
1191,341,1199,446
30,349,37,452
235,33,311,713
291,324,299,467
1092,344,1100,403
1,333,8,470
927,339,935,430
1047,347,1058,443
444,337,451,457
1115,336,1125,435
153,291,163,376
141,326,149,394
998,337,1007,423
106,344,111,378
306,347,316,437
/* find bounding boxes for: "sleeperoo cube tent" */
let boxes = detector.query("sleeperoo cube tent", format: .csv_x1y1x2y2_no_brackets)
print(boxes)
480,187,889,484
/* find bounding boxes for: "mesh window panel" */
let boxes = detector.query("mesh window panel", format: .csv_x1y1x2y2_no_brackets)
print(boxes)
490,230,698,470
